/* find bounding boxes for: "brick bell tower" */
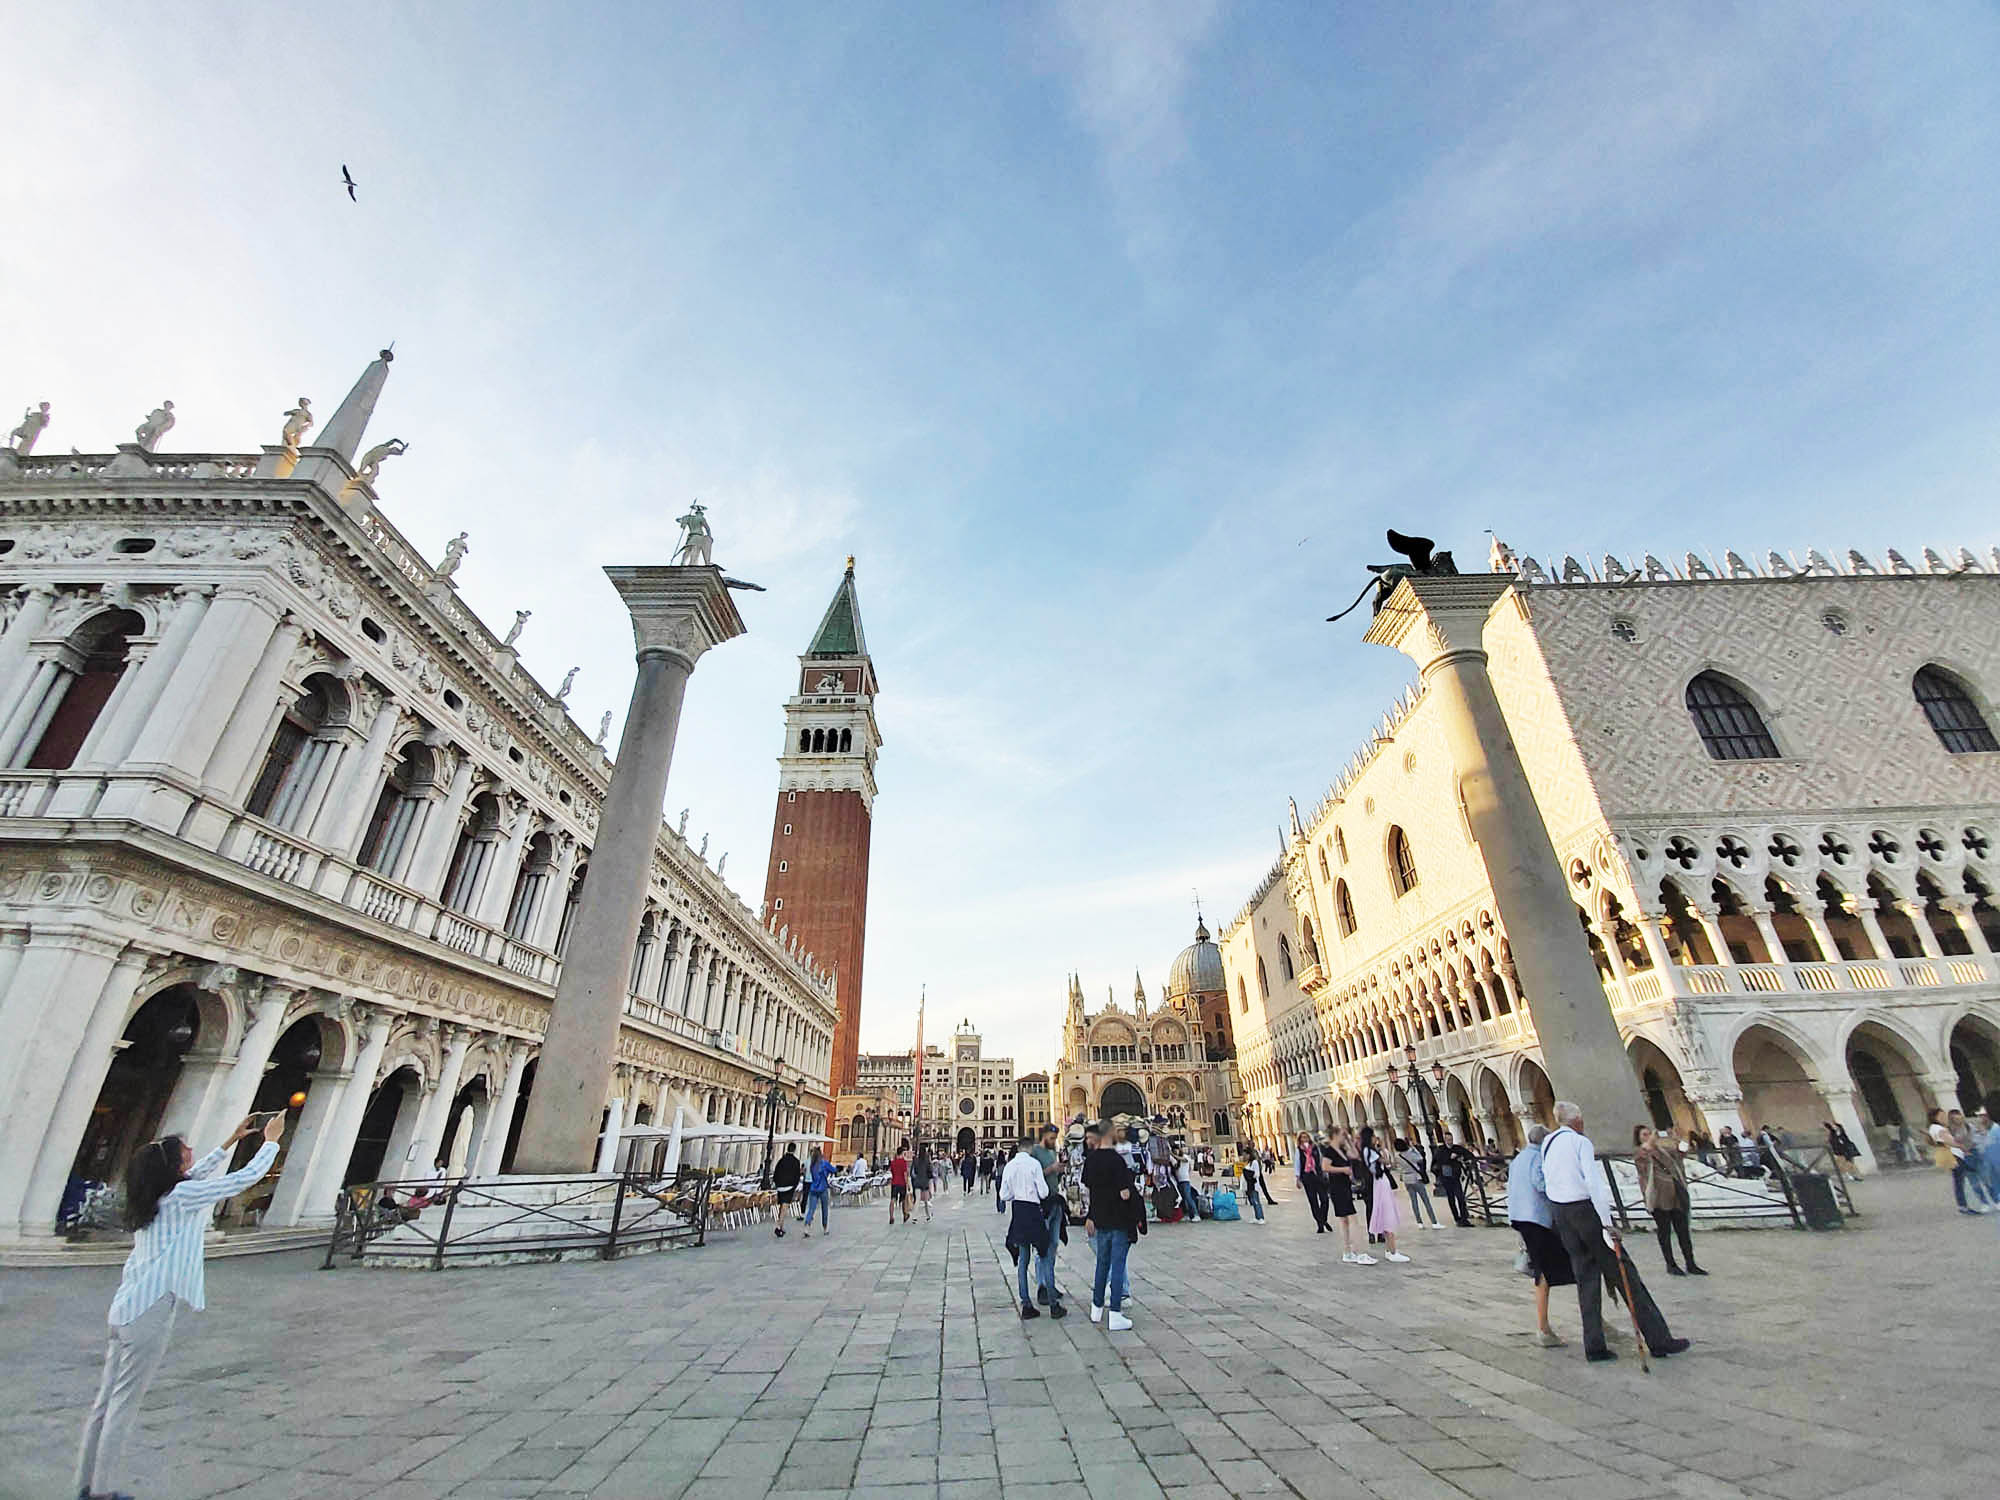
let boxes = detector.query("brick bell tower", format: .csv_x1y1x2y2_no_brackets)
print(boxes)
763,559,881,1127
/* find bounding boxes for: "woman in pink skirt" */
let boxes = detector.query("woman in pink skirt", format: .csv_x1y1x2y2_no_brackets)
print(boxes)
1358,1126,1411,1262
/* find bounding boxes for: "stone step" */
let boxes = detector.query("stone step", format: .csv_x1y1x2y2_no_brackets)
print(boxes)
0,1224,328,1269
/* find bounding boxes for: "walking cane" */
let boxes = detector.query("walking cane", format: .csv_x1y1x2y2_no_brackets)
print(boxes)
1610,1234,1650,1374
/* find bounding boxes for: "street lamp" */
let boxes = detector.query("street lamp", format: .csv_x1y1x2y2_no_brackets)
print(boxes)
866,1108,880,1164
757,1058,795,1190
1392,1046,1443,1147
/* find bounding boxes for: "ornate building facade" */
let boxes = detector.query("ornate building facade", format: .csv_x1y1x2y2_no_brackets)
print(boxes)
761,562,880,1123
0,355,838,1241
1223,541,2000,1172
1055,929,1240,1146
1015,1072,1051,1139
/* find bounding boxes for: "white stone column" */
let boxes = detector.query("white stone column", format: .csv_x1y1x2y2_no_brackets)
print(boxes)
0,584,56,718
404,750,477,895
156,1049,237,1146
260,1065,349,1225
409,1026,474,1172
198,613,308,805
0,657,63,766
77,585,211,769
511,565,745,1174
475,798,534,928
475,1044,532,1177
7,947,155,1237
310,692,400,857
0,937,123,1149
1939,897,1991,955
1688,903,1736,970
1801,907,1842,964
1852,900,1893,962
98,588,283,828
207,985,300,1140
1747,907,1788,966
284,1006,394,1219
0,929,27,1014
596,1092,625,1173
1901,902,1945,960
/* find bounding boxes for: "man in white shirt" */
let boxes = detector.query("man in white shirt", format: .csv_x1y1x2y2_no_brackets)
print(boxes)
1542,1100,1690,1364
999,1148,1051,1318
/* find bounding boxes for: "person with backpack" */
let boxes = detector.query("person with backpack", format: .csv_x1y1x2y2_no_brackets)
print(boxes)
771,1144,802,1238
801,1147,835,1237
1397,1137,1442,1229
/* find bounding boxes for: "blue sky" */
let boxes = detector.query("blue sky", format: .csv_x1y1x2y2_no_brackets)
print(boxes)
8,2,2000,1072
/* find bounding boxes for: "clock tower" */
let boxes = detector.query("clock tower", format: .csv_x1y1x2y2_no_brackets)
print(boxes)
763,559,881,1122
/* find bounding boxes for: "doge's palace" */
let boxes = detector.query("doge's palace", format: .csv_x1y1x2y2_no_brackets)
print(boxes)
0,356,838,1242
1224,539,2000,1173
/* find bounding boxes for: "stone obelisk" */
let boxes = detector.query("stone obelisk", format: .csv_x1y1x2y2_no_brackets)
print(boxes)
510,558,745,1174
1364,573,1648,1134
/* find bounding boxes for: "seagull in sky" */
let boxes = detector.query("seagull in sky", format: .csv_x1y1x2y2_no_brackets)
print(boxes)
341,164,357,201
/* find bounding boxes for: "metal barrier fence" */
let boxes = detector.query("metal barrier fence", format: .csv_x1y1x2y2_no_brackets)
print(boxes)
1456,1146,1859,1230
321,1168,711,1270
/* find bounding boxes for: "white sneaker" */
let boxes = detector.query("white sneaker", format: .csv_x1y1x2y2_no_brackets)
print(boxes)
1107,1312,1133,1331
1351,1253,1377,1265
1385,1251,1411,1263
1089,1303,1103,1324
1340,1251,1356,1263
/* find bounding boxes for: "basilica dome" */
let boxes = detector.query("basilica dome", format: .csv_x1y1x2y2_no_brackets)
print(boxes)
1166,918,1226,998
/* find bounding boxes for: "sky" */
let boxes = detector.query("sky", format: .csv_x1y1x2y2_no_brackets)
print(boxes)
7,2,2000,1075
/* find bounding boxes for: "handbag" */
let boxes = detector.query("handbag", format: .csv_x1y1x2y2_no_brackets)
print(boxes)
1512,1245,1534,1277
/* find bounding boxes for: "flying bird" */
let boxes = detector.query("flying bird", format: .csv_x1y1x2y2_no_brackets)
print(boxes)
341,164,357,201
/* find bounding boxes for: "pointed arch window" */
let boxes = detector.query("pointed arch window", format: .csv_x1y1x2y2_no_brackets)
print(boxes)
1301,918,1321,968
1913,665,1998,753
1277,935,1294,981
1237,976,1249,1014
1256,955,1270,999
1686,672,1779,760
1387,826,1419,895
1334,879,1358,937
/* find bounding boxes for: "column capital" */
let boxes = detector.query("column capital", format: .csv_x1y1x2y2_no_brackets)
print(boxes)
603,565,747,672
1362,573,1516,675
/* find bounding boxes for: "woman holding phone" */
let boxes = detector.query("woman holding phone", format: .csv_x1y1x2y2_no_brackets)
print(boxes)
76,1112,285,1500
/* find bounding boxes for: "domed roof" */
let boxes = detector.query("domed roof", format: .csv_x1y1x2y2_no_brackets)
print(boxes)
1166,917,1225,998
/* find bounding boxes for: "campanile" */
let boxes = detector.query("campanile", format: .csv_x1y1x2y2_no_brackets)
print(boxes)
763,559,880,1118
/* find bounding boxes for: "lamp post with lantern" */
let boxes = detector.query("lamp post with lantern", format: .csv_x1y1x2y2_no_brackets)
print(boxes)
757,1057,796,1190
1391,1044,1448,1149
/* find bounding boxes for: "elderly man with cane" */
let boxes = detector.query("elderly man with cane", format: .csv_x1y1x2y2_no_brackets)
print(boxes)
1542,1100,1691,1365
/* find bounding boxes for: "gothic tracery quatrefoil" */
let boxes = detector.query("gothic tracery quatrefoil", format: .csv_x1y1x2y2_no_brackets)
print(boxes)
1715,835,1751,869
1868,831,1901,864
1767,833,1803,867
1818,832,1852,865
1915,829,1947,862
1665,836,1701,871
1965,827,1991,860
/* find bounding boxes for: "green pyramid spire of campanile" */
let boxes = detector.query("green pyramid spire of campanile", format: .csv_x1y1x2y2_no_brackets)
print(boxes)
805,557,868,658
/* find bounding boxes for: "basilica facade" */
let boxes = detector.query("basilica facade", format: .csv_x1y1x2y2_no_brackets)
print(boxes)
1222,541,2000,1173
0,355,839,1242
1054,923,1241,1146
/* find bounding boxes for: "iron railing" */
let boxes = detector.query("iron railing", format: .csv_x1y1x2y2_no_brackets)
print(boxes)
321,1168,710,1270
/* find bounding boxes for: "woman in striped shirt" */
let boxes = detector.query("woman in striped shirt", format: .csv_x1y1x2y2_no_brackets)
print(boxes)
76,1113,285,1500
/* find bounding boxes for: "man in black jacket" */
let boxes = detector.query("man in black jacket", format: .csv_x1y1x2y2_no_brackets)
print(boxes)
771,1145,802,1239
1081,1121,1142,1330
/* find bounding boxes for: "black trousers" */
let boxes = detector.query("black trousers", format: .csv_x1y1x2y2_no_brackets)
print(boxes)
1440,1178,1470,1225
1654,1206,1695,1269
1301,1176,1330,1230
1552,1199,1674,1357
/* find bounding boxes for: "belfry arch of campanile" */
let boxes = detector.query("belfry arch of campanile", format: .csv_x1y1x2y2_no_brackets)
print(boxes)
762,559,881,1129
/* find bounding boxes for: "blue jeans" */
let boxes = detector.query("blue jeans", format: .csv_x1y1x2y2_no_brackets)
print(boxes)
1178,1182,1201,1219
1016,1240,1035,1304
1247,1185,1264,1221
805,1190,828,1229
1037,1205,1062,1297
1091,1227,1130,1312
1084,1226,1128,1301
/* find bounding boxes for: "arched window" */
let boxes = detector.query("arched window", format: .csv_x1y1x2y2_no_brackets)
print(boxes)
12,609,143,770
810,728,824,753
441,791,502,913
628,910,656,993
1277,935,1294,980
246,676,342,829
839,727,852,752
1387,826,1418,895
357,745,435,876
798,729,810,753
1256,955,1270,999
555,861,586,957
1334,880,1358,937
1237,976,1248,1014
1317,847,1330,881
1685,672,1779,760
1913,666,1998,753
1301,918,1321,968
1334,827,1347,864
503,831,554,941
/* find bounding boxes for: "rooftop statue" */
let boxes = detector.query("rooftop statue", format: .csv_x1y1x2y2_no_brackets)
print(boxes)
556,666,578,702
436,531,469,581
1328,529,1459,622
595,711,612,746
279,397,314,453
673,500,714,566
134,400,175,451
352,437,407,487
502,609,530,647
8,402,50,455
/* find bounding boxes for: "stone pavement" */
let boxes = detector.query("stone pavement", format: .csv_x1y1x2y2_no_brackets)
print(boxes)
1,1168,1993,1500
